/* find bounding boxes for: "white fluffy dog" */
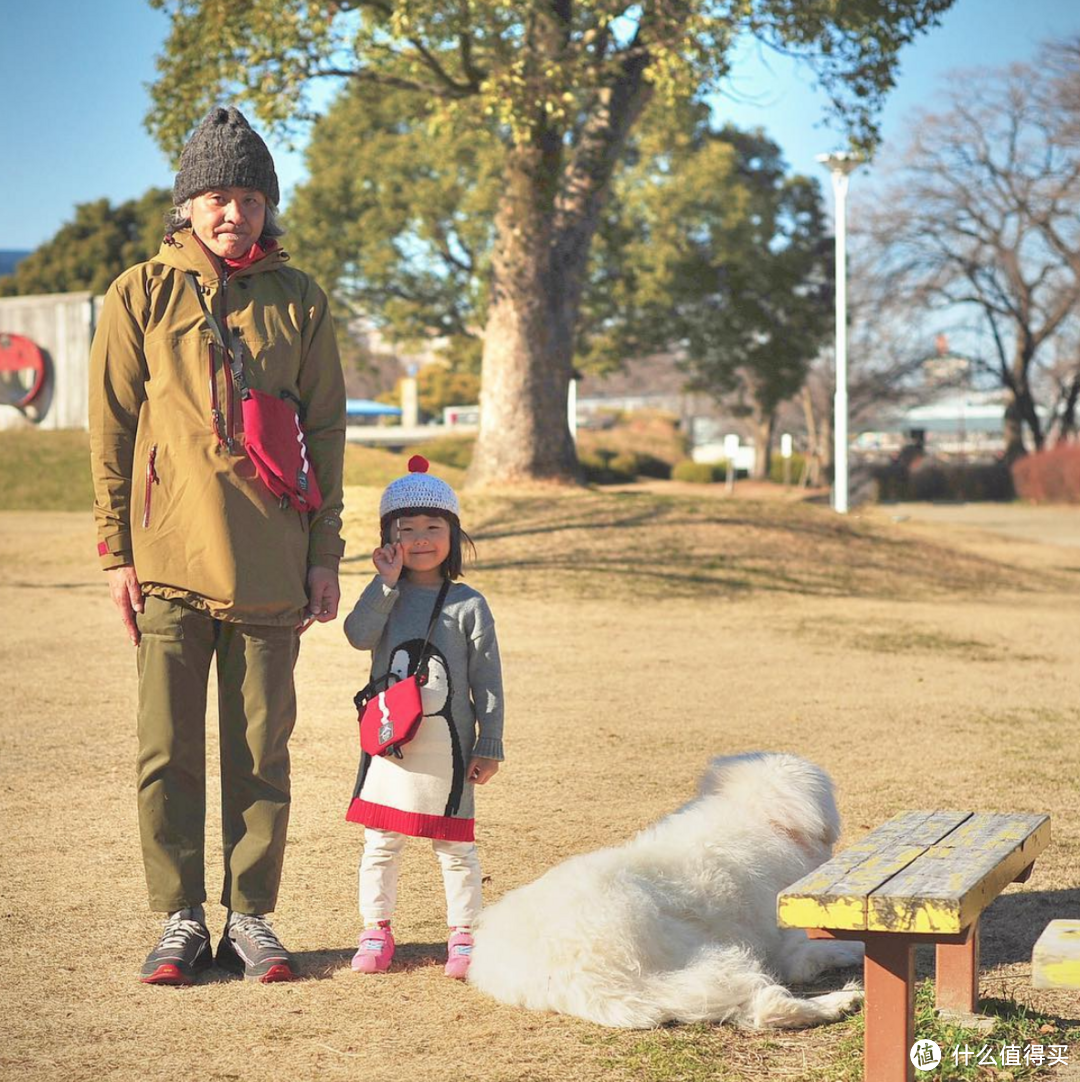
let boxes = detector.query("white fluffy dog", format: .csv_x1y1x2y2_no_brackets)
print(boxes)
467,752,864,1029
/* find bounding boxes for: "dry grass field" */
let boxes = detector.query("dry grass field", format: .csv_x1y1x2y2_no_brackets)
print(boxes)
1,483,1078,1082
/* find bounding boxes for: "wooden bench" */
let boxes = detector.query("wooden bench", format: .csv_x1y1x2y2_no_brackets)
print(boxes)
777,810,1051,1082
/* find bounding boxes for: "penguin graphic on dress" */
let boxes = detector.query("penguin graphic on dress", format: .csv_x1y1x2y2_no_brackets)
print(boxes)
353,638,467,819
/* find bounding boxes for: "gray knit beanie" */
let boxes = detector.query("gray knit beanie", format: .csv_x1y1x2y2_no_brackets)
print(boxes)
173,107,280,205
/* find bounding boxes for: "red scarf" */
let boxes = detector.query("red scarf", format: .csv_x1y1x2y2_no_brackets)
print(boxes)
224,237,279,272
189,233,279,275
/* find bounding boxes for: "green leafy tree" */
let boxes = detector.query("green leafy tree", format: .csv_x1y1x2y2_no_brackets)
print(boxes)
0,189,173,297
148,0,954,483
287,84,500,367
601,113,831,478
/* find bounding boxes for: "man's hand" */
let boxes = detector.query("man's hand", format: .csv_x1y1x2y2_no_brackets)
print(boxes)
467,757,500,785
372,542,404,587
307,565,340,622
107,565,143,646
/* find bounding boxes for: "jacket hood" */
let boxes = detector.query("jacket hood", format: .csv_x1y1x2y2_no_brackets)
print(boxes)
153,229,287,281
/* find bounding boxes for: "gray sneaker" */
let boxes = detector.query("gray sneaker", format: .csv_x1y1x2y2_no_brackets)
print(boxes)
216,913,298,982
140,908,213,985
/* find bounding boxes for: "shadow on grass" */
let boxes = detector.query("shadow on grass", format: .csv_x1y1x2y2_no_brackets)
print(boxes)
982,887,1080,972
290,942,450,980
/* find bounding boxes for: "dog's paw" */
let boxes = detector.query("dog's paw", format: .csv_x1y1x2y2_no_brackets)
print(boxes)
817,983,864,1017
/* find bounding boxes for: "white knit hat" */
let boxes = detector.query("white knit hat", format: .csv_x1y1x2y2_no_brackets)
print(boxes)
380,455,460,519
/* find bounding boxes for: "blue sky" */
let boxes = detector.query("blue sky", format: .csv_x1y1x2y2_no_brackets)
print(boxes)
2,0,1079,251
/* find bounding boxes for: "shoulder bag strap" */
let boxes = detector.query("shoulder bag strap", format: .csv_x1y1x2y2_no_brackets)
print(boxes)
415,578,451,680
183,272,250,397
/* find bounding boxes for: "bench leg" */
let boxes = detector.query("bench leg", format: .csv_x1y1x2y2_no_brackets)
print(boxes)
865,936,916,1082
936,922,979,1014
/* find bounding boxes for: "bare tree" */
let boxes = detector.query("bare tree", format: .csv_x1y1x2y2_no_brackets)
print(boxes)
798,235,944,482
1040,317,1080,442
865,47,1080,461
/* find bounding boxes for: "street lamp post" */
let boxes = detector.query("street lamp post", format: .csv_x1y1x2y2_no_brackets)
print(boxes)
816,151,861,515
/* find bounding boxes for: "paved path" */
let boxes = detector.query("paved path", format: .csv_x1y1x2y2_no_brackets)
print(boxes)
885,503,1080,549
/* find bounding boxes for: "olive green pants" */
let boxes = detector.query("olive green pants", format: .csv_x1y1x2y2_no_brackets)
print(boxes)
136,596,300,914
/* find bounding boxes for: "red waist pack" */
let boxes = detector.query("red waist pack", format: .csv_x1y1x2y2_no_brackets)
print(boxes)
241,388,323,513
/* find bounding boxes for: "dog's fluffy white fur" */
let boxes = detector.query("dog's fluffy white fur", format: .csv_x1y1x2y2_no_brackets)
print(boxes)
467,752,864,1029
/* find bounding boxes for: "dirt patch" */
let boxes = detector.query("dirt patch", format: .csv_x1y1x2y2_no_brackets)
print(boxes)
2,495,1078,1082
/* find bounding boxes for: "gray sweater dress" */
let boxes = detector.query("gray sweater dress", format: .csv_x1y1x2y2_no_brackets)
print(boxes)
344,576,505,841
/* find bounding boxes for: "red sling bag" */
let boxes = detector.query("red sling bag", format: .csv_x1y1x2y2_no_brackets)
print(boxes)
185,272,323,513
354,578,450,759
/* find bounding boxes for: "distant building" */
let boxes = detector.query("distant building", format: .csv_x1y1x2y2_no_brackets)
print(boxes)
855,390,1030,458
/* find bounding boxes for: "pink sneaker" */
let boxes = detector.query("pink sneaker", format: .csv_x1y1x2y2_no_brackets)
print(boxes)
351,925,395,974
444,929,474,980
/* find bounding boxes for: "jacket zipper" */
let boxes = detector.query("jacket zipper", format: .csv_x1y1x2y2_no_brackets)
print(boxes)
220,275,235,450
203,275,233,451
142,444,158,528
208,342,225,446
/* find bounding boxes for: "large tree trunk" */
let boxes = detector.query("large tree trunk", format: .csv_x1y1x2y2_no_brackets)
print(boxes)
468,37,653,486
469,139,579,485
750,410,774,481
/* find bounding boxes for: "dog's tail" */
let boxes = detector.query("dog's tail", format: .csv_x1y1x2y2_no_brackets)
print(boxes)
610,948,862,1031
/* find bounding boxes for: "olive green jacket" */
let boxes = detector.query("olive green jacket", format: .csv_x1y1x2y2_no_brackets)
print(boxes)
89,230,346,624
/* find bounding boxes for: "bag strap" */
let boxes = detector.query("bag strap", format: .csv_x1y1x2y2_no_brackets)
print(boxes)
183,272,250,398
416,578,451,675
183,272,226,348
353,577,451,709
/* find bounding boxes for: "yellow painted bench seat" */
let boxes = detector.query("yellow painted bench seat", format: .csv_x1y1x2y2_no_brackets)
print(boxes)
778,810,1050,934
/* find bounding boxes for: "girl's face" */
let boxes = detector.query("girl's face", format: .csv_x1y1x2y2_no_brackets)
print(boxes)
395,514,451,582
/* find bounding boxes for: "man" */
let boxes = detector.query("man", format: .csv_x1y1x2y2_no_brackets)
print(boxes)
89,107,346,984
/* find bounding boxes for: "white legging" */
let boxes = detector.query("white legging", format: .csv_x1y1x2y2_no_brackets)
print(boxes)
359,827,483,928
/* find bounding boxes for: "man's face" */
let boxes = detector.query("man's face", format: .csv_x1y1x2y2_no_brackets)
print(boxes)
189,187,267,260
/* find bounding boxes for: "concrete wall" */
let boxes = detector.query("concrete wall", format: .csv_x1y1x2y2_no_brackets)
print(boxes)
0,291,99,430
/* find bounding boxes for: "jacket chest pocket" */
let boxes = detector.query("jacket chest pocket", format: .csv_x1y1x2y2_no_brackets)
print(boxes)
231,326,300,395
142,330,216,430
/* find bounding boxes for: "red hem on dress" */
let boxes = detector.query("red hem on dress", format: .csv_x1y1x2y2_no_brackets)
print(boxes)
346,798,475,841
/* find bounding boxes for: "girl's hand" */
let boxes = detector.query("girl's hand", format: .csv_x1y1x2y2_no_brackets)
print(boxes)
467,757,500,785
372,542,404,586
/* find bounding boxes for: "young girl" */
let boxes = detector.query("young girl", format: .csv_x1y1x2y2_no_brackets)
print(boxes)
343,456,504,978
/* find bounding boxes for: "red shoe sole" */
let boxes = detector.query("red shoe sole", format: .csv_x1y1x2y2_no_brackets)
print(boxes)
256,963,298,983
141,964,195,986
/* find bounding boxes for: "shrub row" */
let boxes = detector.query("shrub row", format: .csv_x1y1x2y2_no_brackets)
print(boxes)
768,452,806,485
1011,443,1080,503
872,458,1014,502
671,460,726,483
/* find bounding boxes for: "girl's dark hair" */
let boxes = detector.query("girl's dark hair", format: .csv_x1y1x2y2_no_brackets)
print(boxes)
380,507,476,581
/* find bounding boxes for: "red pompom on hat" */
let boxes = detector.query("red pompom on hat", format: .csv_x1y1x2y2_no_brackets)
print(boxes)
380,454,459,518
